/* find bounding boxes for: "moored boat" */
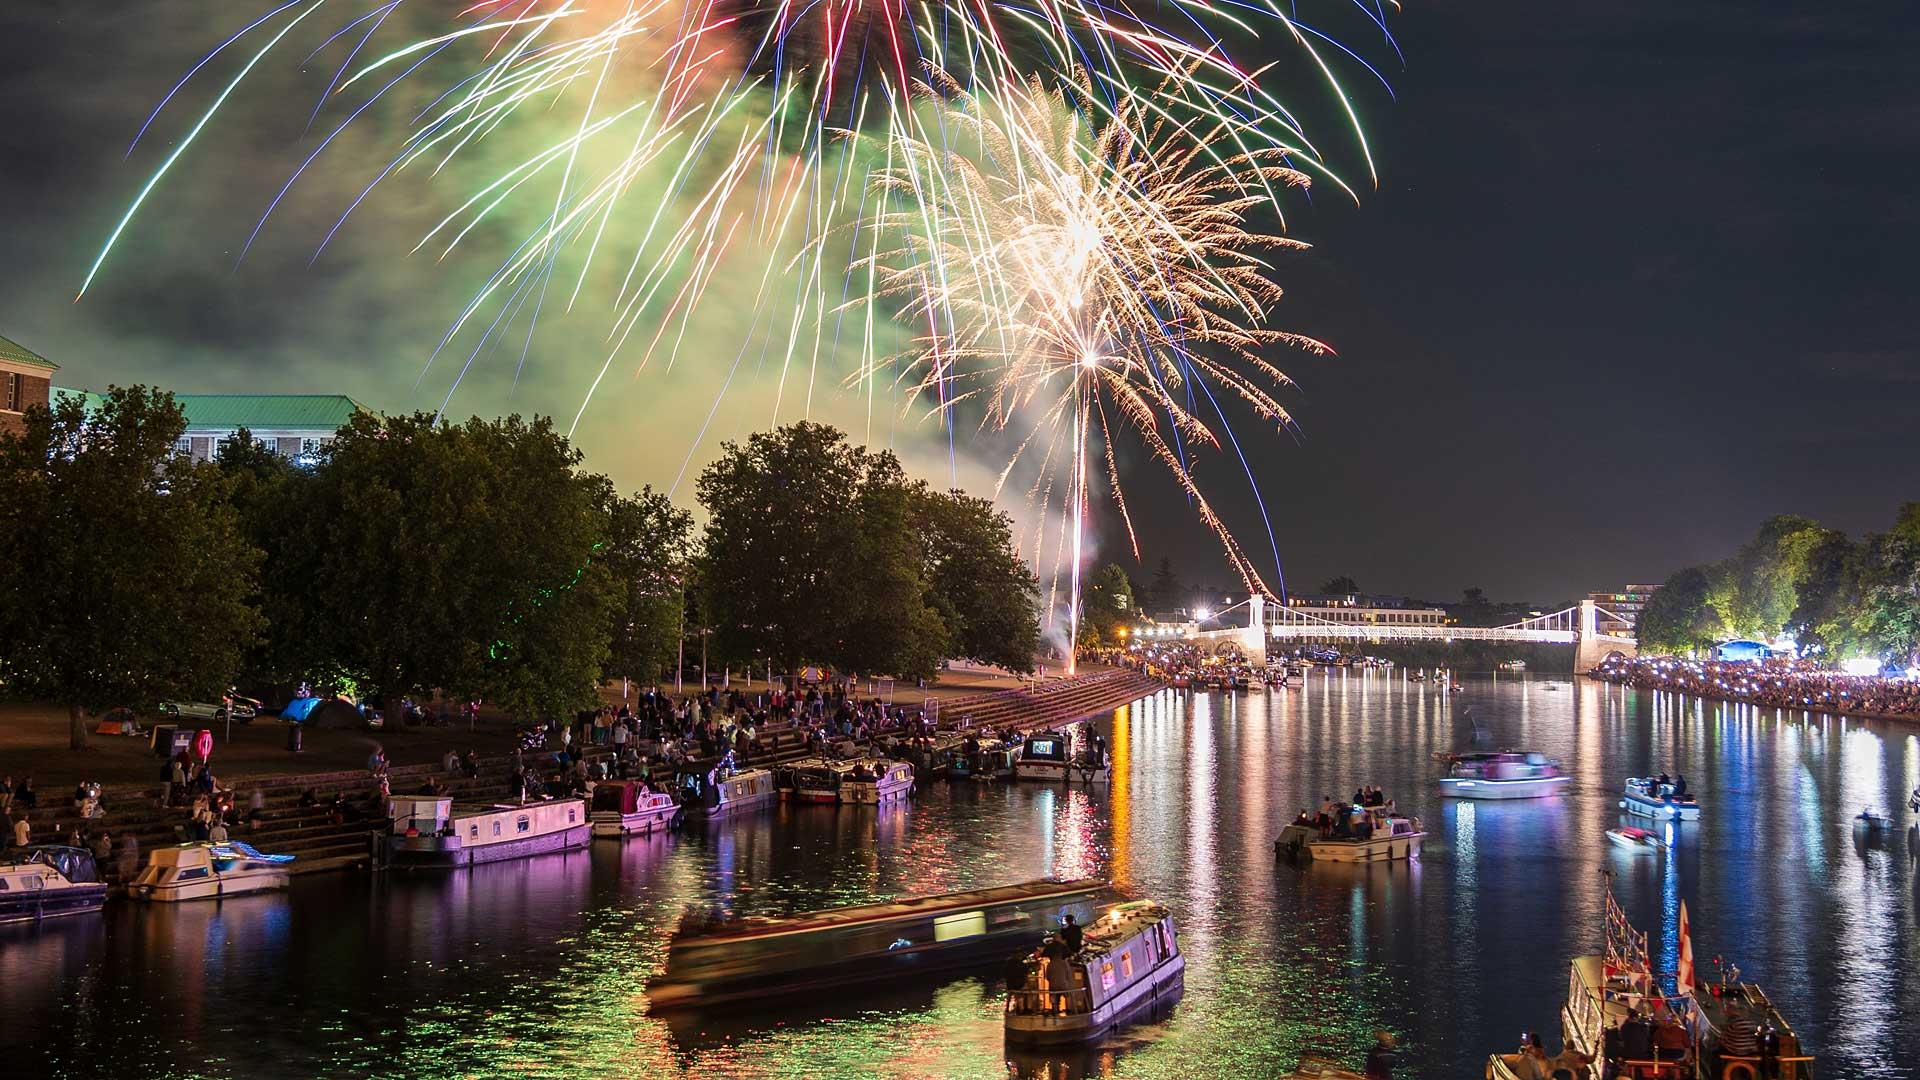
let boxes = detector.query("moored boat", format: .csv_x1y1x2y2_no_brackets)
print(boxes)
1276,804,1424,864
647,877,1111,1010
841,759,914,805
1015,730,1109,783
782,758,853,804
1853,808,1894,832
676,758,780,822
1440,751,1570,800
1605,825,1665,855
128,841,294,901
590,780,678,838
1003,900,1185,1045
0,846,107,924
1621,776,1701,821
1497,659,1527,672
373,796,589,869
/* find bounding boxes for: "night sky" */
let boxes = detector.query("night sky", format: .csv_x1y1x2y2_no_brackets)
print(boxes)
2,2,1914,603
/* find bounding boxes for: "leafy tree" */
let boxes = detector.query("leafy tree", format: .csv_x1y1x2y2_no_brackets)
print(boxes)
602,485,694,687
1082,563,1136,640
1148,557,1182,613
1786,529,1868,659
1319,576,1360,595
1860,504,1920,666
1454,586,1497,627
217,427,324,686
1637,566,1720,655
0,387,262,748
1726,515,1826,638
832,459,949,679
302,412,614,720
917,488,1039,674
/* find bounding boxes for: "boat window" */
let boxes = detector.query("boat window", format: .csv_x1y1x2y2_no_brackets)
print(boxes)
1100,962,1116,991
492,821,501,837
568,808,577,824
1121,951,1135,979
517,816,531,833
933,911,986,942
176,868,210,881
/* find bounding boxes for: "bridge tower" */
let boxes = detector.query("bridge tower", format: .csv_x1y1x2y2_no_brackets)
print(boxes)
1240,594,1269,667
1573,598,1607,675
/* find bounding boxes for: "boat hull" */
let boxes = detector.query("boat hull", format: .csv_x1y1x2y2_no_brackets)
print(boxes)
0,885,108,923
1004,956,1185,1046
375,823,591,869
1621,791,1699,820
129,872,289,902
1439,776,1569,799
592,808,676,838
843,778,913,805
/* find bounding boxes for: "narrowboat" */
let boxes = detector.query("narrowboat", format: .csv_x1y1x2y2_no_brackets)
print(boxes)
372,796,590,869
1693,971,1815,1079
1276,806,1424,863
590,781,678,838
676,761,779,822
841,759,914,805
647,877,1111,1010
1004,900,1185,1045
1439,751,1570,800
1015,730,1109,783
0,846,107,924
777,758,851,804
1621,776,1701,820
128,841,294,901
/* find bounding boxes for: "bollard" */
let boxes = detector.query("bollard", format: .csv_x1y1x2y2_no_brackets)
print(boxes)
286,724,303,753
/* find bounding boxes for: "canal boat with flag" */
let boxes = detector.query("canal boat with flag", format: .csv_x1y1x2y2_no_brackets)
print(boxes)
646,877,1111,1010
1439,751,1571,800
1003,900,1185,1045
373,796,590,869
129,841,295,901
1621,776,1701,821
589,780,677,838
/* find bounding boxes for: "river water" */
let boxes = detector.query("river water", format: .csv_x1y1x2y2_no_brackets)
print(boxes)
7,673,1917,1079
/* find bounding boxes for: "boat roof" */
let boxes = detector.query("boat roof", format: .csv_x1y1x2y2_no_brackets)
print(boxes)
671,878,1112,946
1077,901,1173,958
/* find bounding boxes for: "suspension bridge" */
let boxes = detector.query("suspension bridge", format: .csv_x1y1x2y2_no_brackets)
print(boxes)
1177,596,1637,673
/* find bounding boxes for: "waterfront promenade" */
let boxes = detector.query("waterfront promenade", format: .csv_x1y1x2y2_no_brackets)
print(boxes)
1588,653,1920,724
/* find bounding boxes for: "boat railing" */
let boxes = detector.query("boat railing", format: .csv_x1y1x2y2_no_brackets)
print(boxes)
1005,985,1094,1016
1714,1055,1813,1080
1617,1057,1690,1077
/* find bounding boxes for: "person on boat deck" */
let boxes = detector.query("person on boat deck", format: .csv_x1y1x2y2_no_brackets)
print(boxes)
1719,1005,1761,1063
1061,913,1083,954
1363,1030,1399,1079
1512,1033,1551,1080
1651,1011,1689,1060
1004,948,1036,997
1620,1009,1655,1068
1041,933,1075,1014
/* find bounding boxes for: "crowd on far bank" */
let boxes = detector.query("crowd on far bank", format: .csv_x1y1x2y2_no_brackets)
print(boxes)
1589,655,1920,721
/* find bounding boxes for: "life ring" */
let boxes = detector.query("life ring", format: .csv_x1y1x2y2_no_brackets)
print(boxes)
1722,1061,1759,1080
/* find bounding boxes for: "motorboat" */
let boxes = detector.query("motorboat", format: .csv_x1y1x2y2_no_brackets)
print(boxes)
589,780,678,838
676,759,780,822
1276,805,1424,864
1693,966,1815,1078
1605,825,1665,855
1497,659,1527,672
781,758,854,804
1853,808,1895,832
1004,900,1185,1045
373,796,589,869
1015,730,1109,783
1439,751,1571,800
1621,776,1701,821
128,841,294,901
841,759,914,805
950,739,1017,782
647,877,1111,1010
0,846,107,924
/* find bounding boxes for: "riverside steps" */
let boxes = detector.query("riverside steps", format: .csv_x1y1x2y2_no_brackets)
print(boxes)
27,668,1162,890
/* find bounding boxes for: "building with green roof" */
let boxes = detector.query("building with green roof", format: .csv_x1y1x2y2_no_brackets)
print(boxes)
1,332,57,439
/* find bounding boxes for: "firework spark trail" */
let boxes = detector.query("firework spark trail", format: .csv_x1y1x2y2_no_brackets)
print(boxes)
862,68,1332,628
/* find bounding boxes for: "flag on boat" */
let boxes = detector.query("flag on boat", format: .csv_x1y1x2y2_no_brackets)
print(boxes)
1676,900,1695,998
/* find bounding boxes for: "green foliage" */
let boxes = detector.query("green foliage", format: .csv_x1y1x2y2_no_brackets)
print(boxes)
1319,576,1360,595
916,488,1039,674
1724,515,1825,638
835,458,950,679
1148,557,1182,613
0,387,263,748
1082,563,1136,640
603,485,693,686
217,427,322,685
1637,566,1719,656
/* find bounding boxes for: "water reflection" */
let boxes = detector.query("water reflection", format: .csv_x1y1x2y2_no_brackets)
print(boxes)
5,674,1916,1078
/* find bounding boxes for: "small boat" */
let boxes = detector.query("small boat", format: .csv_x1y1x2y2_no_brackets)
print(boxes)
1693,967,1816,1078
647,878,1111,1010
1621,776,1701,821
1439,751,1571,800
0,846,108,924
1276,805,1424,864
963,742,1018,782
374,795,589,869
1605,825,1665,855
1496,659,1527,672
841,759,915,805
781,758,853,804
1854,808,1895,832
589,780,678,838
1015,730,1109,783
1004,900,1185,1045
128,841,294,901
1910,786,1919,813
676,759,780,822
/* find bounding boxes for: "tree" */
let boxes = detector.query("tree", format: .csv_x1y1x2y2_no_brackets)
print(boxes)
916,488,1039,674
831,459,949,679
1455,587,1497,627
602,486,694,688
1725,515,1826,639
1786,529,1867,659
217,427,324,686
1860,504,1920,666
301,412,615,720
1319,576,1360,595
1637,566,1720,655
1148,557,1182,613
1082,563,1136,640
0,387,262,749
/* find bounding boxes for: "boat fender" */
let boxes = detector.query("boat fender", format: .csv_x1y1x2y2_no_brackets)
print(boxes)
1721,1063,1759,1080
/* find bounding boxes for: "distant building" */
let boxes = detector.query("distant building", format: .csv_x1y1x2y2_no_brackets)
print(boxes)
0,333,56,440
1588,584,1661,637
1269,592,1447,628
54,388,364,465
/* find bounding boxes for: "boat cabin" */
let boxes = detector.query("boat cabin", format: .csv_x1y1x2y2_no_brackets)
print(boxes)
1005,900,1185,1044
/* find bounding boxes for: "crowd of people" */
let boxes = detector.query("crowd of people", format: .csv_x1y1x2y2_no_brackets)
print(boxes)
1590,655,1920,721
1291,787,1400,841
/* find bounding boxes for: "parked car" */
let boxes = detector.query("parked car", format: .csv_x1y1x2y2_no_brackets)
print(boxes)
159,695,260,724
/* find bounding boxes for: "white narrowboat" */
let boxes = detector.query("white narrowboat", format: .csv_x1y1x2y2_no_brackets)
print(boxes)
841,759,914,805
372,796,590,869
590,780,678,838
128,841,294,901
1620,776,1700,821
676,762,780,822
1439,751,1570,800
0,846,108,924
1004,900,1185,1045
1276,806,1424,863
